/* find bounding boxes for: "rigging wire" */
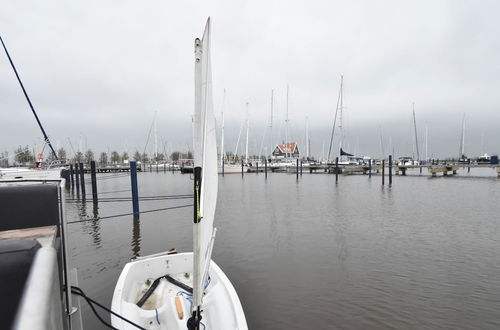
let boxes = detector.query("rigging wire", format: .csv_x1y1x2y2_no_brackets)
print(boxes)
67,204,193,224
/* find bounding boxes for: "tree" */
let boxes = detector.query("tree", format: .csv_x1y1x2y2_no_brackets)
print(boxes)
122,152,129,162
85,149,94,164
1,151,9,167
73,151,84,163
99,152,108,166
15,145,35,164
57,148,67,161
110,151,120,164
133,151,141,161
156,153,165,161
171,151,180,161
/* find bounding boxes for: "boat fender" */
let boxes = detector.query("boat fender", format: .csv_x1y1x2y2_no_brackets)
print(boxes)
175,296,184,319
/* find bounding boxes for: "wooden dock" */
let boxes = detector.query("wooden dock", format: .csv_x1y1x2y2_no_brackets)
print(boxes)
81,166,142,174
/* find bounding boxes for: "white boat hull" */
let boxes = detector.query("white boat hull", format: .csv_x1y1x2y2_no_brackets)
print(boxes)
111,252,247,330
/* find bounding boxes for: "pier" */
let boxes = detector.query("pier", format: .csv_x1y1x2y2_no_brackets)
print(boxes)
80,165,143,173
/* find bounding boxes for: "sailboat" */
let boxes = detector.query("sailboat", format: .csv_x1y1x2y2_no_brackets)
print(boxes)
111,19,247,329
457,114,469,164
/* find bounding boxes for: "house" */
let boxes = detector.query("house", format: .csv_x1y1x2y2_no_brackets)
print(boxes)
272,142,299,159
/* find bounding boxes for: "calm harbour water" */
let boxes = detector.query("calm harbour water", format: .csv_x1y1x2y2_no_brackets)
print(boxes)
67,168,500,329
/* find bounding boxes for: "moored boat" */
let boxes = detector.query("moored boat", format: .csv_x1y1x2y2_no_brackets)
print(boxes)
111,19,247,330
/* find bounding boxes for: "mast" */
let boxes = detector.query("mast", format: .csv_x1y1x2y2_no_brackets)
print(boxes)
0,36,57,160
269,90,274,158
258,90,274,159
327,75,342,161
285,85,289,159
412,102,420,161
379,128,385,159
245,102,249,164
339,75,344,154
425,124,428,160
305,116,310,159
459,114,466,157
191,19,218,329
220,89,226,166
233,120,243,159
154,111,158,163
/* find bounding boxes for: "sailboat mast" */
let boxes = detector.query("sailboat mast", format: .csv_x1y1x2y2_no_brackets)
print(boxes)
412,102,420,161
245,102,249,163
270,89,274,158
460,114,466,157
339,75,344,154
305,116,310,159
379,129,385,159
220,89,226,166
327,75,342,161
192,34,203,326
0,36,58,160
285,85,289,159
154,112,158,163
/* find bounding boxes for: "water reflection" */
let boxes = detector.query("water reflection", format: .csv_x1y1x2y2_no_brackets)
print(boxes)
78,201,102,248
131,215,141,258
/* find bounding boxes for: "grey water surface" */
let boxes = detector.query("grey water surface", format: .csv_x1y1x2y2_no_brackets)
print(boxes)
66,168,500,329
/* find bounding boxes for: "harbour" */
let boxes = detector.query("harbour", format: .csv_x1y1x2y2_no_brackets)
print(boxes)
2,2,500,329
65,169,500,329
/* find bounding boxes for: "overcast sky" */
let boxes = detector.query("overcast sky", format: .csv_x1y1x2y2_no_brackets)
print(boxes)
1,0,500,160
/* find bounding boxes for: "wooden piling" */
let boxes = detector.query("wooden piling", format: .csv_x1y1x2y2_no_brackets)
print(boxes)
74,163,80,190
130,161,140,216
241,159,244,177
382,160,385,185
79,162,86,200
90,161,98,205
296,159,299,180
221,158,224,177
368,159,372,178
300,160,303,176
69,164,74,186
265,159,268,179
389,155,392,185
335,157,339,183
256,161,259,174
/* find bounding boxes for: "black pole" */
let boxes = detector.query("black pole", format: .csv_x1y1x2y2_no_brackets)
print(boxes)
389,155,393,185
69,164,74,186
265,159,268,179
90,161,98,205
256,161,259,174
300,160,303,176
368,159,372,178
0,36,57,159
130,161,139,216
241,159,244,177
296,159,299,180
74,163,80,191
221,158,224,177
335,157,339,183
382,160,385,185
79,162,86,200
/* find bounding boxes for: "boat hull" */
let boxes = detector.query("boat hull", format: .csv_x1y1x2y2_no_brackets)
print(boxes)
111,252,247,330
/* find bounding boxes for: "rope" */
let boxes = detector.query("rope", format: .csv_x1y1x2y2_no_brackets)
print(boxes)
67,204,193,224
69,286,146,330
